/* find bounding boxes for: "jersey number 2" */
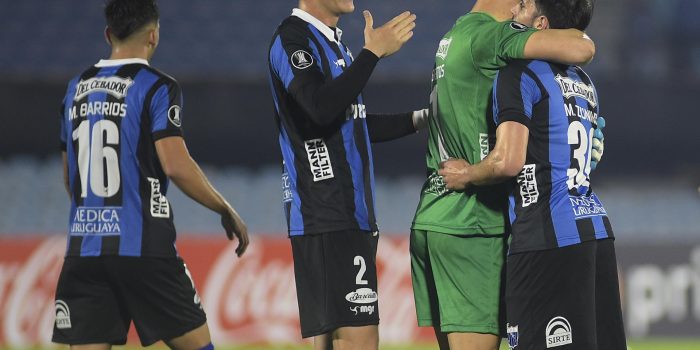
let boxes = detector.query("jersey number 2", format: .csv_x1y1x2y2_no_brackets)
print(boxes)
72,120,121,198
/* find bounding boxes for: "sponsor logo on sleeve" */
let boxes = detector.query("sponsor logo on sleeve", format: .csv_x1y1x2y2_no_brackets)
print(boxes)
304,138,334,182
148,177,170,218
546,316,573,348
291,50,314,69
507,323,519,349
55,300,72,329
74,76,134,101
168,105,182,127
518,164,539,207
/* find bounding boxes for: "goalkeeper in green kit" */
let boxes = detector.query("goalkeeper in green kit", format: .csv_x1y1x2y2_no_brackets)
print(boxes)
410,0,603,349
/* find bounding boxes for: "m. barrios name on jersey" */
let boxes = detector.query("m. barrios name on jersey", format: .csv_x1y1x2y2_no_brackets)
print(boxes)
554,75,597,107
74,76,134,101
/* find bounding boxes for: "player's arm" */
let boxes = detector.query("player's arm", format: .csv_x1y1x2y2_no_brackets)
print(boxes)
61,151,70,197
439,122,528,189
439,62,541,190
270,11,415,127
149,80,249,256
154,137,248,256
523,29,595,66
366,109,428,142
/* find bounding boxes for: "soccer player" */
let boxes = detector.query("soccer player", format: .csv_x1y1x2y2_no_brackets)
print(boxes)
439,1,627,349
52,1,249,349
267,1,425,349
410,0,603,349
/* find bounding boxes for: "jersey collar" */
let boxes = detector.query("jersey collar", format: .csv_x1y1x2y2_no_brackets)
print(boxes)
95,58,150,67
292,8,343,44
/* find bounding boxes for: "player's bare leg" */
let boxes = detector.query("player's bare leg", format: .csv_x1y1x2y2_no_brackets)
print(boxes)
331,325,378,350
71,344,111,350
433,327,450,350
314,333,333,350
447,332,500,350
165,323,212,350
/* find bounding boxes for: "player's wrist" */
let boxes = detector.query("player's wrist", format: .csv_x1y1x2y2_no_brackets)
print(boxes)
363,44,384,58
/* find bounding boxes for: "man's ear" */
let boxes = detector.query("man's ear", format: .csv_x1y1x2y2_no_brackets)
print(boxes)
147,28,158,48
104,26,113,45
534,15,550,30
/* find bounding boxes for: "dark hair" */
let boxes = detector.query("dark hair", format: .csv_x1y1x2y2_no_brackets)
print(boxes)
534,0,594,31
105,0,159,41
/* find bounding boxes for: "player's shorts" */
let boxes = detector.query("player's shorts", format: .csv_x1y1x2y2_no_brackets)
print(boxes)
410,230,506,334
52,256,207,346
505,238,627,350
290,230,379,338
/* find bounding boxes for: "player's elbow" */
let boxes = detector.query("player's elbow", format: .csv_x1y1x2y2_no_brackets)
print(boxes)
161,158,189,181
572,39,595,65
497,157,525,178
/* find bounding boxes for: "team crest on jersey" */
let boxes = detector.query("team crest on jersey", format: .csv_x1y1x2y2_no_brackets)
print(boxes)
554,74,597,107
507,323,519,349
74,76,134,101
436,37,452,60
546,316,573,348
291,50,314,69
168,105,182,127
55,300,72,329
304,138,334,182
517,164,539,207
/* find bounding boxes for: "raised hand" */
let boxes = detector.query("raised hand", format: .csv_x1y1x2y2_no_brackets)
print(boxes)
363,10,416,58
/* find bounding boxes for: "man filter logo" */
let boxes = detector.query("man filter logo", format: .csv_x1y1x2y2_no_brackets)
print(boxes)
518,164,539,207
55,300,72,329
305,138,334,182
546,316,573,348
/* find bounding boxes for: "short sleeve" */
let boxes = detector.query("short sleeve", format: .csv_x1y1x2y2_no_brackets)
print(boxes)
496,21,537,61
493,62,544,128
269,27,324,91
150,80,184,140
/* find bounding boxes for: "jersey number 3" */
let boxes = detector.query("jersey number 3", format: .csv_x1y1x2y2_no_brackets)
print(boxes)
72,120,121,198
566,120,592,191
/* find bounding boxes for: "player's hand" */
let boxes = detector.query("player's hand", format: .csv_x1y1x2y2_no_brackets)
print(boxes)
221,205,249,257
438,158,472,191
363,10,416,58
591,116,605,170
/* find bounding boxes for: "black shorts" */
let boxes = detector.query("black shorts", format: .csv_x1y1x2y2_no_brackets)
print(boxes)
505,239,626,350
52,256,207,346
290,230,380,338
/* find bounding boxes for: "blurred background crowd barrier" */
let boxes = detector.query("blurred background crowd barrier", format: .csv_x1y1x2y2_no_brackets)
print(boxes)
0,0,699,346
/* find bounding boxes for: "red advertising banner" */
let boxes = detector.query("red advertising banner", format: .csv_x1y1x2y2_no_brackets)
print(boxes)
0,236,433,347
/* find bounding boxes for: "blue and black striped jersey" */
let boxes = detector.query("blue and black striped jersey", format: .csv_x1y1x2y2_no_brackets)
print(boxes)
268,9,378,236
493,60,613,254
60,58,183,257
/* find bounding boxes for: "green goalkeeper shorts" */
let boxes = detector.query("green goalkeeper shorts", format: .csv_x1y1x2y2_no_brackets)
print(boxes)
410,229,507,335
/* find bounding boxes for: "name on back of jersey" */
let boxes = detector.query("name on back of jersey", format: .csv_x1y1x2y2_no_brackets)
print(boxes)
69,101,127,120
70,207,121,236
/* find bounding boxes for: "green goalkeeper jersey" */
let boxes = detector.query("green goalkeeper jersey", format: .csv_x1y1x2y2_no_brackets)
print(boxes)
412,12,536,235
